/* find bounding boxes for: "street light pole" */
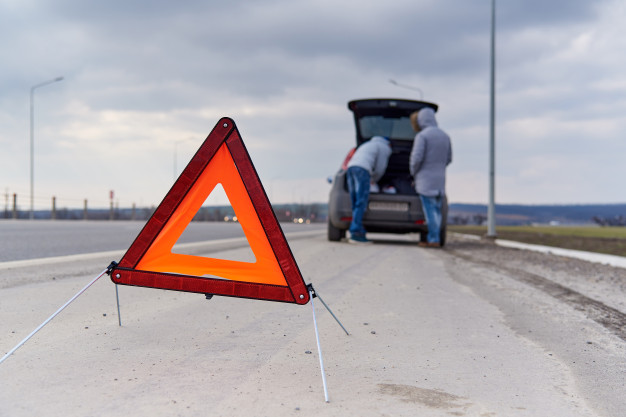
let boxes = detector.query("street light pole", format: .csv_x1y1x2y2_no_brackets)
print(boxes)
487,0,497,237
173,138,194,182
389,79,424,100
174,141,178,182
30,76,64,220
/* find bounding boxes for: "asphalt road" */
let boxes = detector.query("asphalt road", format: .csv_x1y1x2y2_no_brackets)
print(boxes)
0,231,624,416
0,220,324,262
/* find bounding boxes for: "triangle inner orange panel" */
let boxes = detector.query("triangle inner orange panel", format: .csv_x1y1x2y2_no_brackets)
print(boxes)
110,117,309,304
136,143,286,286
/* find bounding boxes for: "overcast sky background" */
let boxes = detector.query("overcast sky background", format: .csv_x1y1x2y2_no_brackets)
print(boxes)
2,0,626,210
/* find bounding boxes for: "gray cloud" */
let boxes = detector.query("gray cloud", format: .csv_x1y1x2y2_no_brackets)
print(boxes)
1,0,624,207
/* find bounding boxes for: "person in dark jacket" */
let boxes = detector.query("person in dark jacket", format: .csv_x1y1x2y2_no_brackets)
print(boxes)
346,136,392,243
409,107,452,247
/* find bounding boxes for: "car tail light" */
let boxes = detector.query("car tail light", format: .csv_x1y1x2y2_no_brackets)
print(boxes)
340,216,353,222
414,220,425,225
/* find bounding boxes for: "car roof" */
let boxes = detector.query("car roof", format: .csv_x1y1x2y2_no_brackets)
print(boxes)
348,98,438,116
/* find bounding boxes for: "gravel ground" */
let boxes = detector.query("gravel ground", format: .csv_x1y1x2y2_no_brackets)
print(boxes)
443,233,626,341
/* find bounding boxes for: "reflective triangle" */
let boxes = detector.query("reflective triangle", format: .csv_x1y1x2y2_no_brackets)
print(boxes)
110,117,310,304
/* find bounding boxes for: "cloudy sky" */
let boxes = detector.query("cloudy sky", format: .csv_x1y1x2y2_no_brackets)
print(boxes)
2,0,625,210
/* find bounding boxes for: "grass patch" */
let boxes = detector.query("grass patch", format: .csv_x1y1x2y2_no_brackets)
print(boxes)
449,225,626,257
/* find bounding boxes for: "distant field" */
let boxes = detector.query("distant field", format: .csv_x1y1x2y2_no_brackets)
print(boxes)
449,225,626,257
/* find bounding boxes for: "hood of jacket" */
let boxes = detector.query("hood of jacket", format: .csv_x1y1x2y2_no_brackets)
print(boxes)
417,107,438,129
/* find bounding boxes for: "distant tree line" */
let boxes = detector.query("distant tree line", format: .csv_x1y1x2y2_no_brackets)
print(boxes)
592,215,626,227
449,203,626,226
2,203,328,223
5,200,626,227
448,214,487,225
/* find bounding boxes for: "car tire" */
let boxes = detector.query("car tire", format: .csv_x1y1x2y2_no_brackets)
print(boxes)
328,220,346,241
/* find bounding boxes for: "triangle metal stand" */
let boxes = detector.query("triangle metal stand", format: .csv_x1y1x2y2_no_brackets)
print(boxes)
110,276,349,403
107,261,123,327
307,283,349,403
0,265,112,365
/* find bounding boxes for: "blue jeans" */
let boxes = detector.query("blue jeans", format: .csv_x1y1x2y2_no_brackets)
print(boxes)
420,194,443,243
346,166,370,237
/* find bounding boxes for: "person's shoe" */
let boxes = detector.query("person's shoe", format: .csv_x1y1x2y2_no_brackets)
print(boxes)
348,235,372,244
428,242,441,248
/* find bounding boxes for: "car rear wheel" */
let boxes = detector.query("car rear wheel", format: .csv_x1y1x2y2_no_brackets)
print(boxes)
328,220,346,241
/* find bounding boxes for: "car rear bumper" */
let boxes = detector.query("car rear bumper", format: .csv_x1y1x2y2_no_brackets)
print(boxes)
328,170,442,234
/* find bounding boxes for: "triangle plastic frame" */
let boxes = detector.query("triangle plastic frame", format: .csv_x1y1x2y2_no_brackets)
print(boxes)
109,117,310,305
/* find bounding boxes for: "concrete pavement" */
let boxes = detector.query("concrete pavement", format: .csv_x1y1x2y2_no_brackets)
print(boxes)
0,232,623,416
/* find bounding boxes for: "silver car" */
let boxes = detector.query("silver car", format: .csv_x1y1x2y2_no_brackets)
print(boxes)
327,98,448,245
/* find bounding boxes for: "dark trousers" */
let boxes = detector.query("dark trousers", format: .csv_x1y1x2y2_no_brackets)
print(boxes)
346,166,370,237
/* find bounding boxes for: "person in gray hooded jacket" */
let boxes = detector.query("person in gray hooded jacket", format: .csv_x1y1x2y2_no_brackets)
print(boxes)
346,135,392,243
409,107,452,247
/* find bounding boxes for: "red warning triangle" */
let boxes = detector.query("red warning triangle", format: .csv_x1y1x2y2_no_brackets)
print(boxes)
110,117,310,304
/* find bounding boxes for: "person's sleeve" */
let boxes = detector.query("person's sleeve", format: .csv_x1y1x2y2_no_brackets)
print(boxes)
410,135,425,177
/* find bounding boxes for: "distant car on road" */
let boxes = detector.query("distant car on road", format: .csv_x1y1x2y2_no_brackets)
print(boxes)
327,98,448,245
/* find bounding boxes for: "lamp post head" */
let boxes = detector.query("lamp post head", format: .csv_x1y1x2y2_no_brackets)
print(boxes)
388,79,424,100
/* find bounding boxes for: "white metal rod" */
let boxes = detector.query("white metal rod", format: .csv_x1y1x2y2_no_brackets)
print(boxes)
314,291,349,336
115,284,122,326
310,290,329,402
0,267,109,365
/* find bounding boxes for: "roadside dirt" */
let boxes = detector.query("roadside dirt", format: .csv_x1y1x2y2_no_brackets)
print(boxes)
443,234,626,341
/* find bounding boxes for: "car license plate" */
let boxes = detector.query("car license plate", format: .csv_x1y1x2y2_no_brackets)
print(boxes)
368,201,409,212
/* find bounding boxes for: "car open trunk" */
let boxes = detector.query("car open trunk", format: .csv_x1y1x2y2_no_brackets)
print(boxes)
328,98,448,245
348,98,438,196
